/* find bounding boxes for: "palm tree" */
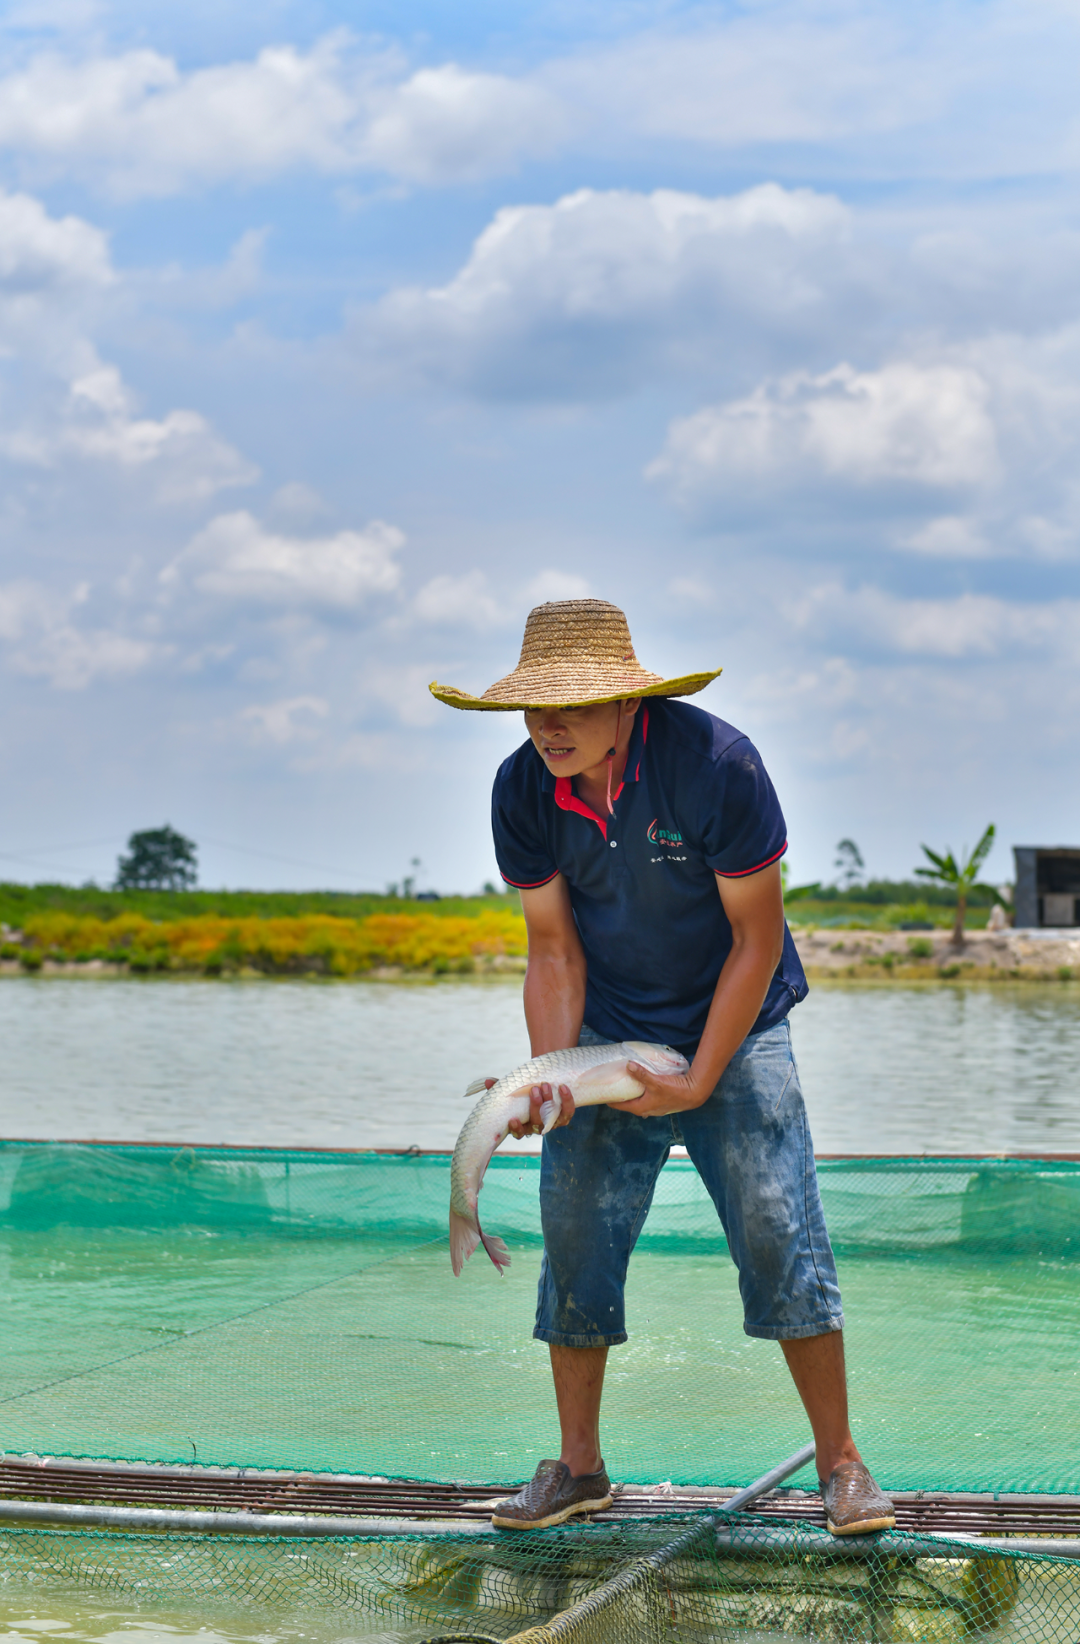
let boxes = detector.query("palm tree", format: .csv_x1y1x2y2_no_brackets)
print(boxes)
914,823,998,947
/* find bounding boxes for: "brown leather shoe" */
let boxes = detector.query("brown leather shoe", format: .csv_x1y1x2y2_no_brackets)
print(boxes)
490,1460,613,1529
820,1461,895,1535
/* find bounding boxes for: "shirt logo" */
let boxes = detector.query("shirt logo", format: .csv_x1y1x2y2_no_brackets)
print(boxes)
647,819,687,862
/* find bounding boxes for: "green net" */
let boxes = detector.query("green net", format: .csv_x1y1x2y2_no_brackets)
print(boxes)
0,1517,1077,1642
1,1141,1079,1493
3,1141,1080,1642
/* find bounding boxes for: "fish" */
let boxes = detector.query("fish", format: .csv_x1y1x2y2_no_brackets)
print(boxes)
449,1040,690,1276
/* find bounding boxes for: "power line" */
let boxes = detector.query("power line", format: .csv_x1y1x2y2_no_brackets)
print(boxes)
0,849,91,879
0,838,118,859
172,836,371,884
0,835,373,887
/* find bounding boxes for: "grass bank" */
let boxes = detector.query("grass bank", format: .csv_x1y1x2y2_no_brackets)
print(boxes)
2,880,1061,982
0,884,527,977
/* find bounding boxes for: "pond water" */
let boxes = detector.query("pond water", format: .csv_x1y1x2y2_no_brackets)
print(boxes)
1,975,1079,1154
2,977,1079,1644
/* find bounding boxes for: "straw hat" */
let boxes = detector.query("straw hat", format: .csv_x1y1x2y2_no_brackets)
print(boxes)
429,599,721,711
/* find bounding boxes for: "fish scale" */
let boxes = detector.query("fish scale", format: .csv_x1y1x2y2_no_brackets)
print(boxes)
449,1039,689,1276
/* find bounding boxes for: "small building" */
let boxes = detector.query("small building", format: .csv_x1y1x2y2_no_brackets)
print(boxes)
1013,846,1080,928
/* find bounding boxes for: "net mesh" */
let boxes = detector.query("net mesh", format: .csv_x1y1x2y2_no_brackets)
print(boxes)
2,1142,1079,1492
0,1518,1077,1642
2,1140,1080,1642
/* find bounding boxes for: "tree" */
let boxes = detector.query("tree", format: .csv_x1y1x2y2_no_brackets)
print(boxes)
914,823,997,946
834,838,864,889
115,826,198,891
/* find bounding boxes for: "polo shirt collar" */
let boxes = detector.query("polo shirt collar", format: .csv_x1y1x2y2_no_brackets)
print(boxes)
537,703,650,802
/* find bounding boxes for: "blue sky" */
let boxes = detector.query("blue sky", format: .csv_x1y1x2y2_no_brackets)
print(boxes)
0,0,1077,893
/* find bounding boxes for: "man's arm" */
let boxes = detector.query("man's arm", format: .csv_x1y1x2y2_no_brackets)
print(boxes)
506,874,586,1138
521,874,587,1055
615,860,786,1116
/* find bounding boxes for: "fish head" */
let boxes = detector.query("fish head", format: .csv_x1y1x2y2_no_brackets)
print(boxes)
624,1041,691,1076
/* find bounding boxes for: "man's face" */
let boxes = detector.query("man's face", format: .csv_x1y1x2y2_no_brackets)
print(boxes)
524,700,638,779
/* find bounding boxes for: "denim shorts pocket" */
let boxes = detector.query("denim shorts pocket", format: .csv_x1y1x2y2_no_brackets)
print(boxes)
719,1023,797,1113
769,1060,797,1114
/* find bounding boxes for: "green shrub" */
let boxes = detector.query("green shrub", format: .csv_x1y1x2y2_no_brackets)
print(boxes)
19,950,43,972
908,938,934,959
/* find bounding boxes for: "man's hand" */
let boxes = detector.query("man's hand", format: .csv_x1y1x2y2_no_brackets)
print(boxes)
507,1082,577,1139
611,1063,710,1118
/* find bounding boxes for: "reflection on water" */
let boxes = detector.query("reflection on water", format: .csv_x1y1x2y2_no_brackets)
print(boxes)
0,1605,398,1644
793,982,1080,1154
1,976,1078,1154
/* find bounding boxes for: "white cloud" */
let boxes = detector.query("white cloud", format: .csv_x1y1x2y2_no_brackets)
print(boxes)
373,183,851,394
550,13,929,149
57,366,258,501
0,38,561,196
0,186,112,375
239,695,329,744
650,361,999,507
164,511,405,611
0,2,1075,209
0,191,254,508
410,566,590,630
790,584,1080,661
360,661,443,727
524,570,590,603
0,186,110,295
0,577,155,688
358,63,563,185
413,569,504,629
899,515,993,557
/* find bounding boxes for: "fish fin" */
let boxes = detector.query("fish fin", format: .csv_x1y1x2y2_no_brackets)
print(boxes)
539,1093,562,1134
449,1209,481,1276
462,1076,491,1098
478,1218,511,1274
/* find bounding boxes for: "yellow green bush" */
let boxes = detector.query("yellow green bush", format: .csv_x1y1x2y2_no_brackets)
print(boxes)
15,908,528,977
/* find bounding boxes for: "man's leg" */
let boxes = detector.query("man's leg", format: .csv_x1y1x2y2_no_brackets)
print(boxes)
780,1331,860,1479
551,1343,607,1477
492,1033,672,1527
680,1019,893,1532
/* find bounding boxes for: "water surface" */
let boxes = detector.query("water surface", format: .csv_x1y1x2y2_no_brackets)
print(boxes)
1,977,1078,1153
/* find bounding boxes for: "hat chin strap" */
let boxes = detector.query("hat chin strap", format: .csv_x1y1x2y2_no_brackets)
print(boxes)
604,702,623,817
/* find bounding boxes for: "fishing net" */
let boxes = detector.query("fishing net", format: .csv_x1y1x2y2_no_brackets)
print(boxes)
2,1141,1079,1493
2,1141,1080,1641
0,1516,1077,1642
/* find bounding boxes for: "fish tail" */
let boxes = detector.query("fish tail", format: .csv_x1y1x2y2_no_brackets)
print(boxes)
449,1208,481,1276
478,1217,511,1274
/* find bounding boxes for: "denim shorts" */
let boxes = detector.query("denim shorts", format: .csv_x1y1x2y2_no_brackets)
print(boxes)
534,1020,843,1348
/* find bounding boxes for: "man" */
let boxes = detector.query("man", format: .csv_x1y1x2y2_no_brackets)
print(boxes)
430,598,893,1537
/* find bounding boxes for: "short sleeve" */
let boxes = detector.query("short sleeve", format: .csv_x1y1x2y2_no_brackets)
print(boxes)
491,755,559,890
697,738,788,878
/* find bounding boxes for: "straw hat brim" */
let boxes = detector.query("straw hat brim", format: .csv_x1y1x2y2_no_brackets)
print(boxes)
429,668,722,711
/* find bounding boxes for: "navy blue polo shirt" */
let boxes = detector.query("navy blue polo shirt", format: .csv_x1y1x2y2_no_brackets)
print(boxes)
491,697,807,1059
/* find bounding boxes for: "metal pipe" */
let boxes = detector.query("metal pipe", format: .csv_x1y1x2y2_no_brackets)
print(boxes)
713,1523,1080,1560
0,1453,395,1485
0,1499,495,1538
714,1442,817,1514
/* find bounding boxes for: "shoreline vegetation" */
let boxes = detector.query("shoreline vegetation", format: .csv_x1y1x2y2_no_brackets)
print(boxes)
1,881,1077,983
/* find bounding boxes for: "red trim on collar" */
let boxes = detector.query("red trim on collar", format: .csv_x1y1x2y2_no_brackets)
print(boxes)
714,842,788,878
633,704,649,781
555,778,608,840
551,704,649,840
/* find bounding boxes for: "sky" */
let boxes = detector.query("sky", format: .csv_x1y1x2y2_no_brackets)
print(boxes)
0,0,1077,895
